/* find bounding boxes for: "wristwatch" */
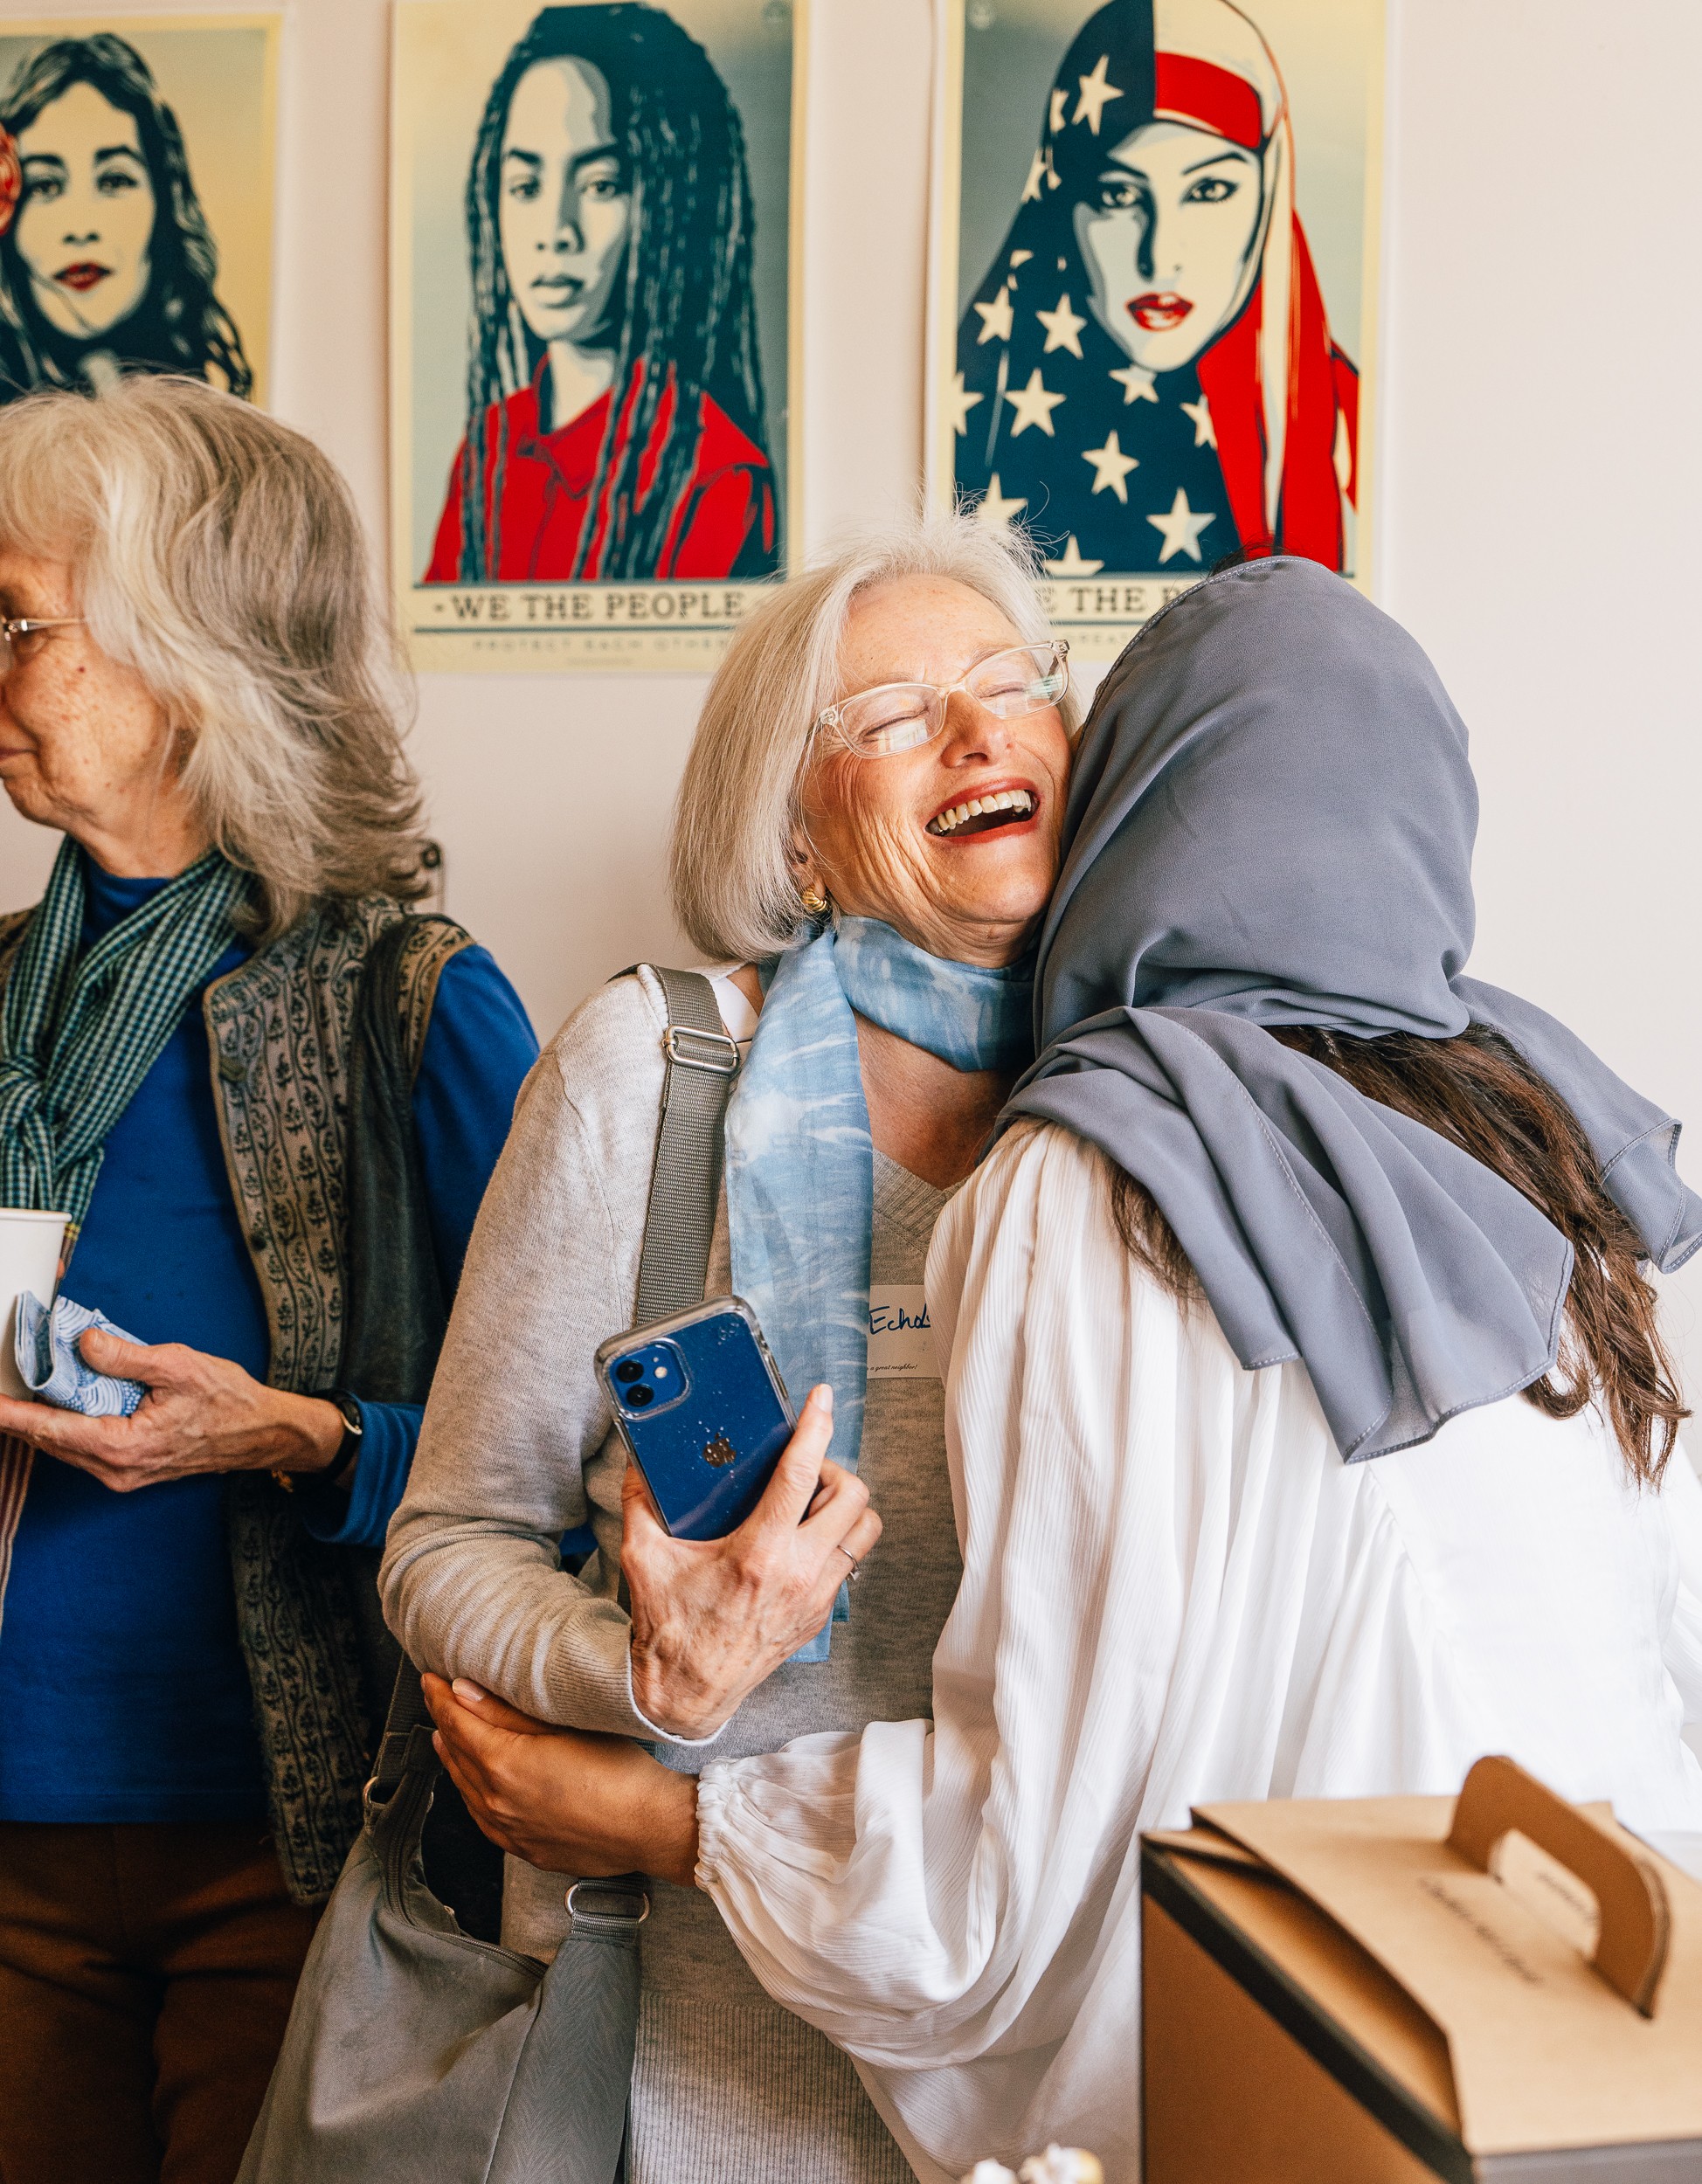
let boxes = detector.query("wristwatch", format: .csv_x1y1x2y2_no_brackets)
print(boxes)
271,1390,363,1494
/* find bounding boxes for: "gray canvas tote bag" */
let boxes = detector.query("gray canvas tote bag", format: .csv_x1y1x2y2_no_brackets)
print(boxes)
239,968,738,2184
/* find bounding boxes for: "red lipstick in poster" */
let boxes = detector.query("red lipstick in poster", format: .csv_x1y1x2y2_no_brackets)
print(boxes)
54,262,113,293
0,132,18,238
1127,292,1193,333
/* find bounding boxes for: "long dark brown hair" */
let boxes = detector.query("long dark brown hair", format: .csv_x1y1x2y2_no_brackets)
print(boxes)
0,34,253,401
1110,1022,1687,1483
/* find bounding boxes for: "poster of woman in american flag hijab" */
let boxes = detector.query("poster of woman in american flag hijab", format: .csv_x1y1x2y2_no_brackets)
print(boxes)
931,0,1382,659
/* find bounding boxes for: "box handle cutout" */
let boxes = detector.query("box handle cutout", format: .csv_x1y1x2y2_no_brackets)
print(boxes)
1447,1755,1671,2016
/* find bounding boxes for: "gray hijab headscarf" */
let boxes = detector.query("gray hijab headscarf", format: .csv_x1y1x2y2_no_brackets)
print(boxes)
1007,556,1702,1462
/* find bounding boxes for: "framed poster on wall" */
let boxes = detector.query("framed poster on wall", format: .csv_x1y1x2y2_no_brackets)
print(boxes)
929,0,1383,661
392,0,805,673
0,15,279,406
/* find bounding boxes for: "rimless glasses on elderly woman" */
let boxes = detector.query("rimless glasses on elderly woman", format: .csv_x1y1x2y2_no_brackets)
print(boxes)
0,613,83,667
815,639,1069,757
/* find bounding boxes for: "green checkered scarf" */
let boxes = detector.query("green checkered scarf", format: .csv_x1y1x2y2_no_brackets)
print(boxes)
0,838,257,1248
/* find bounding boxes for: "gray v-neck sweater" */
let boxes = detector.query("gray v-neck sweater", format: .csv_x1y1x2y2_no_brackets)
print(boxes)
382,969,961,2182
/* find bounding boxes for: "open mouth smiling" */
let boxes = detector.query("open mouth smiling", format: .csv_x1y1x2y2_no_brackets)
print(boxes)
926,785,1037,840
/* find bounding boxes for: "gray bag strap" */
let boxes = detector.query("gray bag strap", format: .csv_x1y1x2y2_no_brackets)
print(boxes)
632,964,741,1324
373,964,738,1802
367,964,737,2179
547,962,737,2182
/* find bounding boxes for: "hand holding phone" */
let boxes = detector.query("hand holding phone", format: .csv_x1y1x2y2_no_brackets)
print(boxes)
598,1293,887,1738
619,1384,882,1738
596,1296,795,1541
599,1307,882,1739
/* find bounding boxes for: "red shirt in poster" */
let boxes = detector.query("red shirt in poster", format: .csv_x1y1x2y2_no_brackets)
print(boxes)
426,365,776,584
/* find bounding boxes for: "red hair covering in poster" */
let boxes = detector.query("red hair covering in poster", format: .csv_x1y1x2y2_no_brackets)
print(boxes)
955,0,1358,575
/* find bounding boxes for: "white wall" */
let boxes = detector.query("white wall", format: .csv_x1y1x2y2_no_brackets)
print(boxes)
4,0,1700,1393
1371,0,1702,1392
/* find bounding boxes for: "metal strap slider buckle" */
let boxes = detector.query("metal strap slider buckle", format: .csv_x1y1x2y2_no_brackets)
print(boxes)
664,1024,739,1075
565,1878,652,1925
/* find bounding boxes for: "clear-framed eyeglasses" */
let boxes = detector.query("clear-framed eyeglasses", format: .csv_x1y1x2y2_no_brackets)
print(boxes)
814,639,1069,758
0,617,84,672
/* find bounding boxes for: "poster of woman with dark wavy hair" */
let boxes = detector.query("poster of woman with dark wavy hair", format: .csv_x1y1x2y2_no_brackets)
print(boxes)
394,0,801,671
0,17,277,406
929,0,1381,660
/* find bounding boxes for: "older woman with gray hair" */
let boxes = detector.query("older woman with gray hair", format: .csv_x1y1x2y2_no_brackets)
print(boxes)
381,511,1077,2182
0,376,536,2184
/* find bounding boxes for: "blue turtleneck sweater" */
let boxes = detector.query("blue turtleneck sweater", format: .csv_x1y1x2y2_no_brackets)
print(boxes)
0,861,537,1823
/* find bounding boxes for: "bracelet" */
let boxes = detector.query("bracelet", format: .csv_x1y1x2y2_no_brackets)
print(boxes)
271,1389,363,1495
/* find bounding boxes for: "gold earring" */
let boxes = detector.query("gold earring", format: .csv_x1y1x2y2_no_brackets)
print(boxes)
799,883,830,917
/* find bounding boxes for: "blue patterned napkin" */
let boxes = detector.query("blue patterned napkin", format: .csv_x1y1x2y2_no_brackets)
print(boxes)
13,1291,145,1416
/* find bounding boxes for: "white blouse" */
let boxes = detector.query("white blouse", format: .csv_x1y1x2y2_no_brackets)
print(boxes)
694,1121,1702,2184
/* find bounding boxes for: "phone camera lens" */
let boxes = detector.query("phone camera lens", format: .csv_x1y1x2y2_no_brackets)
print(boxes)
614,1360,643,1384
627,1386,654,1407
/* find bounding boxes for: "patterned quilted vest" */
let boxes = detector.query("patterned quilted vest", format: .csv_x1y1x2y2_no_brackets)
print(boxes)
0,892,472,1902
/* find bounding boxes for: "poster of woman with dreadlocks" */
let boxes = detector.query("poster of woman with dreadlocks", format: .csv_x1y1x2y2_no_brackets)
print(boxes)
931,0,1381,659
394,0,800,671
0,18,277,406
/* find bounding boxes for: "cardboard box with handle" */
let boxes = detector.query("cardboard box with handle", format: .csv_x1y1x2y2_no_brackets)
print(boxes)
1141,1755,1702,2182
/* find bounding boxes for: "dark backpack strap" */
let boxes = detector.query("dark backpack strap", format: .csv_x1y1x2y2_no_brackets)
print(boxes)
345,914,489,1931
342,913,473,1406
371,1649,437,1798
632,964,741,1324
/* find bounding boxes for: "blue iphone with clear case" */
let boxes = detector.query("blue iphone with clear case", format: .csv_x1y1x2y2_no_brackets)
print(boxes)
594,1296,796,1540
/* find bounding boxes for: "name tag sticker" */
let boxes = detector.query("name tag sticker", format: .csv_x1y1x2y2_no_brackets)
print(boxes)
868,1285,938,1379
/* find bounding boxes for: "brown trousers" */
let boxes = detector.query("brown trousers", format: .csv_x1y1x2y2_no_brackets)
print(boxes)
0,1821,319,2184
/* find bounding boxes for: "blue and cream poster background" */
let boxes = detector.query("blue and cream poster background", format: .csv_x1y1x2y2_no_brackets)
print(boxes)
929,0,1383,660
391,0,803,673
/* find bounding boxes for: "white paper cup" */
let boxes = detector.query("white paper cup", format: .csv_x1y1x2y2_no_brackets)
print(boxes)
0,1209,69,1401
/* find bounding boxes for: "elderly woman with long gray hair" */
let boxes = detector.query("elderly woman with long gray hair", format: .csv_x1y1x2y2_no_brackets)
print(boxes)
382,510,1078,2182
0,376,536,2184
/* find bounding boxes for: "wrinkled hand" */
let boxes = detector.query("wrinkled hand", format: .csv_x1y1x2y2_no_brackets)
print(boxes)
623,1384,882,1740
423,1673,698,1886
0,1327,344,1492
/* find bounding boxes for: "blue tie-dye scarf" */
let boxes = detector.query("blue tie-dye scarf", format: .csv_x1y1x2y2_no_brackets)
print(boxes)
724,913,1034,1659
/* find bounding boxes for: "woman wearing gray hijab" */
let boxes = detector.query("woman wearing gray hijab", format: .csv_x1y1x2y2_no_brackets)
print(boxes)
419,558,1702,2184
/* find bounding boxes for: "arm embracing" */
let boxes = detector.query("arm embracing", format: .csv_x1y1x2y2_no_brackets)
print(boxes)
692,1130,1191,2131
379,980,671,1739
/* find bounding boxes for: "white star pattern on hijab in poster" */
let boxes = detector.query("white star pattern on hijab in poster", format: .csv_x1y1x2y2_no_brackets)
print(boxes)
950,0,1369,584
